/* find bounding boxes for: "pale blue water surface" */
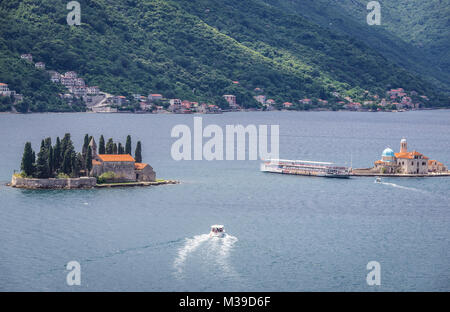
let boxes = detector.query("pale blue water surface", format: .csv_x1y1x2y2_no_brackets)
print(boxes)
0,110,449,291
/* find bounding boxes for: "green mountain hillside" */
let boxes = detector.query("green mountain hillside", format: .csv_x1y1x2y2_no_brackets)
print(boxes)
263,0,450,91
0,0,447,112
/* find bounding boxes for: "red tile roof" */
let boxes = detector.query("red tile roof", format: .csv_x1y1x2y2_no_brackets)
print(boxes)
134,163,148,170
97,154,135,162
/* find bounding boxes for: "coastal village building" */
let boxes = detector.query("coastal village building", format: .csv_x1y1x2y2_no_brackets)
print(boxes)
254,95,266,105
223,95,239,109
148,94,163,101
373,138,447,174
86,86,100,95
35,62,45,70
20,54,33,62
266,99,276,106
89,138,156,182
0,83,11,96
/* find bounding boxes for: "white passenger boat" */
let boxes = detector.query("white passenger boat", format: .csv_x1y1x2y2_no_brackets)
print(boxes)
261,159,350,178
210,225,225,238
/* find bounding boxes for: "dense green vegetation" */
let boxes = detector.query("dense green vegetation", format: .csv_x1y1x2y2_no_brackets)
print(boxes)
264,0,450,93
0,0,448,111
19,133,141,178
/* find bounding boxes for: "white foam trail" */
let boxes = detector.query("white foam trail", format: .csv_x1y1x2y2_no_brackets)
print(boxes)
174,234,209,275
380,182,426,193
215,234,238,276
173,233,239,278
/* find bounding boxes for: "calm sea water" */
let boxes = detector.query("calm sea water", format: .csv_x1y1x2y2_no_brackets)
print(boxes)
0,111,449,291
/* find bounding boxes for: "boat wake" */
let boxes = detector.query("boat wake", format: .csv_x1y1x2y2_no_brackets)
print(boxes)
174,233,238,278
378,181,428,194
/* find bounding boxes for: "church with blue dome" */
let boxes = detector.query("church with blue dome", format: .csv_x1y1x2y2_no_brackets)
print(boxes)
372,138,447,174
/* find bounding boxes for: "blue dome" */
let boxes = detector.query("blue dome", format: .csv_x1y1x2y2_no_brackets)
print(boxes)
382,148,394,157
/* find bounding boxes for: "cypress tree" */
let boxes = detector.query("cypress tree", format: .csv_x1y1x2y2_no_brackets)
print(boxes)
73,153,83,178
44,137,53,176
86,146,93,176
113,143,118,154
48,145,53,176
53,137,61,172
61,133,72,160
21,142,35,177
62,146,74,175
135,141,142,163
99,135,105,154
82,134,89,158
118,143,124,154
125,135,132,155
35,140,50,178
106,138,114,154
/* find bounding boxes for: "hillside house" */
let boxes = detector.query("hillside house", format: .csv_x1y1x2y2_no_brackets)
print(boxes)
20,54,33,62
35,62,45,70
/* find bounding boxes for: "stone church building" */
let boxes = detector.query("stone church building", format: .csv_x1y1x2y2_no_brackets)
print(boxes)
89,138,156,182
373,138,447,174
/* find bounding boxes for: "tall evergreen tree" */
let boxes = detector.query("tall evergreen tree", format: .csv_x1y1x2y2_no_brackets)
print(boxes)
21,142,35,177
48,145,53,176
61,133,72,160
86,146,93,176
62,146,74,175
99,135,105,154
35,140,50,178
113,143,118,154
53,137,61,172
125,135,132,155
106,138,114,154
118,143,124,154
82,134,89,158
73,153,83,178
44,137,53,176
135,141,142,163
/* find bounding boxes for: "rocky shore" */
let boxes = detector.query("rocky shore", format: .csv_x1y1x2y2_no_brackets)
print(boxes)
9,175,179,189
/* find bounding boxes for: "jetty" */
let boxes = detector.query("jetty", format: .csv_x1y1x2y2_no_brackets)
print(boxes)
351,168,450,177
95,180,179,188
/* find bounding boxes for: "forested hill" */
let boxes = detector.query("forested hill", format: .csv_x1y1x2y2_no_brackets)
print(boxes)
263,0,450,92
0,0,448,112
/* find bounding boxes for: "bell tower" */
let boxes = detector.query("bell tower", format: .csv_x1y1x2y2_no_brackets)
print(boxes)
400,138,407,153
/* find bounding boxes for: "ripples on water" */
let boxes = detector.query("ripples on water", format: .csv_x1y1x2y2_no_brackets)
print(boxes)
0,111,449,291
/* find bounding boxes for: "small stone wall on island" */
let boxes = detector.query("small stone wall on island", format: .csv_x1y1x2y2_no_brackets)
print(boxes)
11,175,97,189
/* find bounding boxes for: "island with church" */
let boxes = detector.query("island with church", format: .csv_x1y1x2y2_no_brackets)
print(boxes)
10,133,178,189
352,138,450,177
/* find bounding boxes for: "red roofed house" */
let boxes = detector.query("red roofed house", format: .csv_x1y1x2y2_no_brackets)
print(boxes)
283,102,292,108
89,138,156,182
148,94,163,101
0,83,10,96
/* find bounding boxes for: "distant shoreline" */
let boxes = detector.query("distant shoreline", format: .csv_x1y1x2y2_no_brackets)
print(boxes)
1,107,450,115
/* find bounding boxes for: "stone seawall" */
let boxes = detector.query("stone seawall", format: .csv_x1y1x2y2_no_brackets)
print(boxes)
11,176,97,189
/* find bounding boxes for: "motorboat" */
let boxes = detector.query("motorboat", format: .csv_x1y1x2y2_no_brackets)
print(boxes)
210,225,225,238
